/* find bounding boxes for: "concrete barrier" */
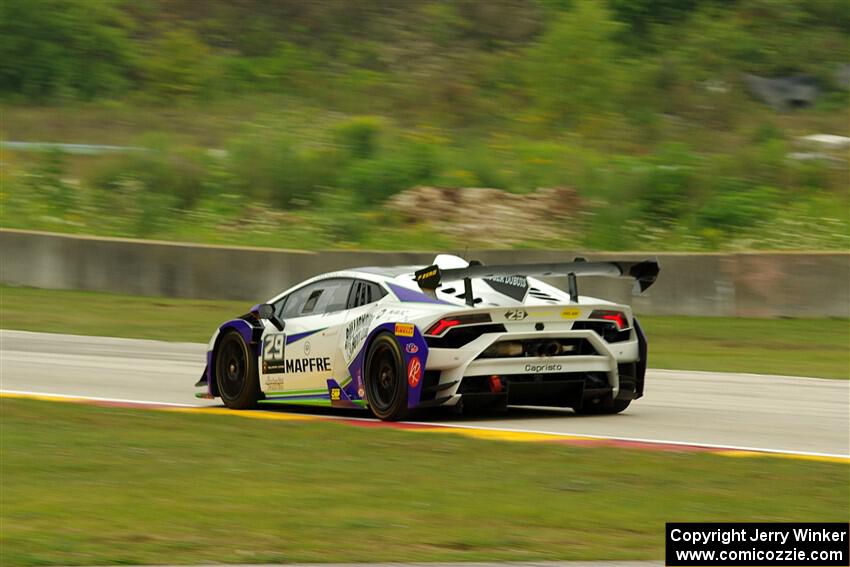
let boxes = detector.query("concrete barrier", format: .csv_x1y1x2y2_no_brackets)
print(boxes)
1,229,847,318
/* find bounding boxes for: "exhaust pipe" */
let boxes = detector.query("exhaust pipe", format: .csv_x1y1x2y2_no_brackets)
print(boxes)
535,341,562,357
482,341,524,358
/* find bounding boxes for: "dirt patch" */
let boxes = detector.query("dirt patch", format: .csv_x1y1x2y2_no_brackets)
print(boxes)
385,186,582,246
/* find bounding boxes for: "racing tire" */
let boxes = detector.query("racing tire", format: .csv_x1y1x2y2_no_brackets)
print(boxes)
215,330,260,410
575,397,631,415
364,332,408,421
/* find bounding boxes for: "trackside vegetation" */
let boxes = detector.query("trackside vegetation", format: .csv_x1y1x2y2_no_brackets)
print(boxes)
1,0,848,251
1,285,848,379
1,398,847,565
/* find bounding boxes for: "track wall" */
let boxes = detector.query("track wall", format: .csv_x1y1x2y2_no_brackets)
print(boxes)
2,229,847,317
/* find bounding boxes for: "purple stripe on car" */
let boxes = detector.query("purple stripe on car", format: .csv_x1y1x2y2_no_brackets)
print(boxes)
386,282,451,305
286,328,325,344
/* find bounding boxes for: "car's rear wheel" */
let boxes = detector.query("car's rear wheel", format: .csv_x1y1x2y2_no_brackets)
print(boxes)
364,333,408,421
575,397,631,415
215,330,260,409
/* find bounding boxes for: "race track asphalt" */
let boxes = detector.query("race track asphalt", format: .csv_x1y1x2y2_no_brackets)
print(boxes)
1,329,847,456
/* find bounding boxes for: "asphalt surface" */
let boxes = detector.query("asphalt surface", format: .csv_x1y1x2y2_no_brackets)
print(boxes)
1,329,847,456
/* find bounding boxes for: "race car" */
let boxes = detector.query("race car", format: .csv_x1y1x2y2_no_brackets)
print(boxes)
195,254,660,420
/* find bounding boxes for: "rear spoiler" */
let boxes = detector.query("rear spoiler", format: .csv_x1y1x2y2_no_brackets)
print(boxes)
414,258,660,305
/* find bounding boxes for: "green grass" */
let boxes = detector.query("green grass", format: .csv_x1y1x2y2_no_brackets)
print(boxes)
1,285,847,378
1,398,847,566
0,285,247,343
641,317,850,379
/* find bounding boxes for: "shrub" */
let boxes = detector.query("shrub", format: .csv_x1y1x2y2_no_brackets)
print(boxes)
340,141,439,205
0,0,132,99
313,189,366,244
635,143,698,223
227,133,343,209
696,179,777,233
140,28,214,99
89,144,209,209
332,116,384,160
25,149,76,214
524,2,625,126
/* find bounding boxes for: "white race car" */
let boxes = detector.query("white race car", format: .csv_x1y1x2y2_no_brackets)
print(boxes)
196,254,660,420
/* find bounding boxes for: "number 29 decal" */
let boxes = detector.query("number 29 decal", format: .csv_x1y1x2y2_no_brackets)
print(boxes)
504,309,528,321
263,333,285,360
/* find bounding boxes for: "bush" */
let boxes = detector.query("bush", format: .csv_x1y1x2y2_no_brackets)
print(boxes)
340,141,439,205
140,29,214,100
332,116,384,160
0,0,133,99
313,189,366,244
89,145,209,209
635,144,698,223
227,133,343,209
696,180,777,233
510,140,573,192
25,149,76,215
524,2,625,126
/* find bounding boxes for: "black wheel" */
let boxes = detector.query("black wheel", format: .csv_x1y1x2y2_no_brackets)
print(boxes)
364,333,408,421
215,330,260,409
575,397,631,415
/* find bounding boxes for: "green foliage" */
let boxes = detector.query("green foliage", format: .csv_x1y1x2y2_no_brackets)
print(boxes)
696,180,777,233
1,0,848,251
524,2,625,126
217,42,316,95
140,29,214,99
340,140,439,205
227,133,342,209
609,0,727,44
313,189,366,244
333,116,384,160
0,0,132,99
91,145,208,209
23,150,76,215
635,144,698,224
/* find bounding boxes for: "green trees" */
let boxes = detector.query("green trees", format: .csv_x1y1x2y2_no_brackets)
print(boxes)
1,0,847,250
0,0,132,99
2,0,846,112
140,29,214,100
525,2,624,125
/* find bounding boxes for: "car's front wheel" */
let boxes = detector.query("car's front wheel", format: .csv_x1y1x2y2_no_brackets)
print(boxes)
215,330,260,409
364,333,408,421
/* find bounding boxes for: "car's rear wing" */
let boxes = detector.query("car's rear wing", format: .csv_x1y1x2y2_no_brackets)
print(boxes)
414,258,660,305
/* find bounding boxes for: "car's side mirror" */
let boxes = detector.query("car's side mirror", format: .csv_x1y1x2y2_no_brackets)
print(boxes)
256,303,285,332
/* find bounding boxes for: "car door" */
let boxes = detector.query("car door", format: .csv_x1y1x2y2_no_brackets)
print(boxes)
259,278,353,395
341,279,388,365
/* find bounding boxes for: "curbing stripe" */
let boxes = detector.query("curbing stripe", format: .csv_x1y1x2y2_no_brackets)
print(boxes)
1,390,847,464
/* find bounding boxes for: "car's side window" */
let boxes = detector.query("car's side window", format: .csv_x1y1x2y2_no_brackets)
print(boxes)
348,280,388,309
280,278,354,319
272,295,288,318
301,288,323,315
320,279,354,314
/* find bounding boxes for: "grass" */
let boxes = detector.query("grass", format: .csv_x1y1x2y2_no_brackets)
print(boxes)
642,317,850,379
1,285,847,379
1,398,848,566
0,285,247,343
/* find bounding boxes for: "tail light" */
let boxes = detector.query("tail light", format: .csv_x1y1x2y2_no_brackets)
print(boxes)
588,310,628,330
425,313,491,336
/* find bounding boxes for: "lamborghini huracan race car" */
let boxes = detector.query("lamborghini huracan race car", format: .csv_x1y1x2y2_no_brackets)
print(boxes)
196,254,660,420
